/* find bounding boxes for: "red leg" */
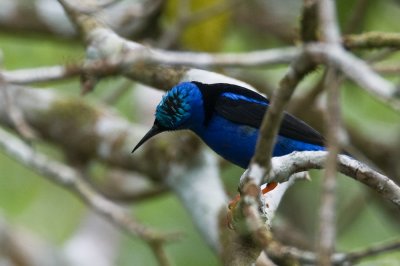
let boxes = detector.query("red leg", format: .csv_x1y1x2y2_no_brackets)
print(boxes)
226,182,278,229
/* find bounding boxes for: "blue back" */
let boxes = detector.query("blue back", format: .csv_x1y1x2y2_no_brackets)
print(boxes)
193,113,324,169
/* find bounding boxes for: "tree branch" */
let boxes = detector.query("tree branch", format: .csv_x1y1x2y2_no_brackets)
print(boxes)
266,151,400,209
265,238,400,265
344,32,400,49
316,0,342,263
306,43,399,109
0,126,178,266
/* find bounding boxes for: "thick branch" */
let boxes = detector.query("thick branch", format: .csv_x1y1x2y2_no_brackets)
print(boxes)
266,151,400,209
0,126,179,254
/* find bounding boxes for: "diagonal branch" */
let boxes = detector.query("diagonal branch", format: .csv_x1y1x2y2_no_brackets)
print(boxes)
0,126,179,266
306,43,399,109
336,239,400,264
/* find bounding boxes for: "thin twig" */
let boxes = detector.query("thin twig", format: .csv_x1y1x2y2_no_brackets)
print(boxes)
344,32,400,49
337,239,400,264
254,53,316,177
373,64,400,75
306,43,399,109
316,0,343,263
149,242,171,266
317,68,341,265
265,238,400,265
0,47,298,84
0,65,80,84
0,82,37,140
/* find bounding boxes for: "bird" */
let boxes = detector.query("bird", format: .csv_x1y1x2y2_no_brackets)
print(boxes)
132,81,325,171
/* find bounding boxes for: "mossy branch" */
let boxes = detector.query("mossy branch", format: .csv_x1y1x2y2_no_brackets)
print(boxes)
344,32,400,49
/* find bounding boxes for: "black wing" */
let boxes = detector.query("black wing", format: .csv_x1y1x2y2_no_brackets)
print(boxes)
215,96,325,146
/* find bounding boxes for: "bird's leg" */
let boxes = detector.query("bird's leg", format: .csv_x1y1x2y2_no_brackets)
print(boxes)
227,182,278,229
227,193,241,230
228,182,278,209
228,193,241,211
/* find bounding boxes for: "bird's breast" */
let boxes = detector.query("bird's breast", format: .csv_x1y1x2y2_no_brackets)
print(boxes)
191,114,325,169
192,115,258,168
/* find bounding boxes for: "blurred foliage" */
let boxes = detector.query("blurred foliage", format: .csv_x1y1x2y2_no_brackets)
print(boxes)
1,0,400,265
164,0,231,51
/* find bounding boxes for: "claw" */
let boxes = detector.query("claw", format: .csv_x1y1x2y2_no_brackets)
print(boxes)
226,210,235,230
226,182,278,229
227,194,241,230
228,193,241,210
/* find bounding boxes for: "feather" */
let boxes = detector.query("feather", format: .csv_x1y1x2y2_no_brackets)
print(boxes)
215,95,325,147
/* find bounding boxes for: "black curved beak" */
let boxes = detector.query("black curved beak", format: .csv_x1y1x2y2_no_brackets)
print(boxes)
132,123,164,153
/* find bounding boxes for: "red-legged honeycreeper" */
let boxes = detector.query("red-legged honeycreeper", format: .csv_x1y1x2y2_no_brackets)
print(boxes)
132,82,325,169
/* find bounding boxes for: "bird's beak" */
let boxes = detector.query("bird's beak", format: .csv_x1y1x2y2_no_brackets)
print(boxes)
131,123,164,153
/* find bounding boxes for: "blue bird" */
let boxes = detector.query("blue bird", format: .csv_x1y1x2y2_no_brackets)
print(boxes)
132,82,325,169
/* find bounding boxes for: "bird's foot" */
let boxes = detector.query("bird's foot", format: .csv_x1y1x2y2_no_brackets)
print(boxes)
226,182,278,229
227,193,241,230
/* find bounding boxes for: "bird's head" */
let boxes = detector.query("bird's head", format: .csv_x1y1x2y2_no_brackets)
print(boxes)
132,82,204,153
